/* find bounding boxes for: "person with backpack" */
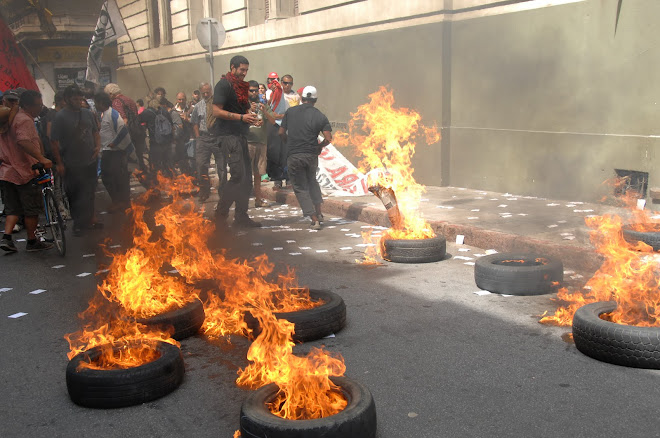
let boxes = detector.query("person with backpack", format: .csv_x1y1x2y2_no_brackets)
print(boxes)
138,96,174,177
167,98,191,175
104,83,147,171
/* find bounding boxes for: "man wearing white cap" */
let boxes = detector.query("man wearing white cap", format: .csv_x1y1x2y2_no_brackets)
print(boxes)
279,85,332,230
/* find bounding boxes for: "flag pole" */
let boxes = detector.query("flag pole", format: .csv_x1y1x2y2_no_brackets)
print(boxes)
115,1,151,93
17,40,56,91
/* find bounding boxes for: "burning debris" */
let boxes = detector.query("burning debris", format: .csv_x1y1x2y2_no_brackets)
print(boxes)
540,194,660,327
334,87,440,263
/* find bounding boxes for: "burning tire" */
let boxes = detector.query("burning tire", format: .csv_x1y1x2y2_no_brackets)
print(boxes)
573,301,660,369
247,290,346,342
66,340,185,408
474,253,563,295
381,236,446,263
239,376,377,438
621,224,660,251
138,299,205,340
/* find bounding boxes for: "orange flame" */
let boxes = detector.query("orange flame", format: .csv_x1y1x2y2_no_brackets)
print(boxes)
541,191,660,326
236,308,347,419
334,86,440,263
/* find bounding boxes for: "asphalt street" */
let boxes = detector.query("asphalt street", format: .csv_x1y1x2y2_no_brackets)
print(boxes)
1,190,659,438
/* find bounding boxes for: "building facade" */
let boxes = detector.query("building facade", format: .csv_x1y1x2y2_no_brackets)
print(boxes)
5,0,119,105
115,0,660,202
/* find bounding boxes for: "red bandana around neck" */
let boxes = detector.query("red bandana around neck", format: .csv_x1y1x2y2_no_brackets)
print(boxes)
268,79,283,111
225,72,250,107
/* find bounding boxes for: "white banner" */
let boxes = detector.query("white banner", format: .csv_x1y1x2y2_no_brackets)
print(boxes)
316,142,369,197
85,0,127,84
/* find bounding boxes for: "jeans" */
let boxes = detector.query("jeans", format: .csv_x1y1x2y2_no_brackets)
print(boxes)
216,135,252,221
287,153,323,218
196,134,225,196
64,161,98,229
101,150,130,205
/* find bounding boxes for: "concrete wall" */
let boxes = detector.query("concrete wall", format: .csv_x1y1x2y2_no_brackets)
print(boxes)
117,0,660,202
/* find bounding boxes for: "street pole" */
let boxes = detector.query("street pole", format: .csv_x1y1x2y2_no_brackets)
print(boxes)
207,19,214,87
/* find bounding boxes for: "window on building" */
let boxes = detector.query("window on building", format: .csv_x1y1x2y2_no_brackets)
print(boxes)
149,0,160,48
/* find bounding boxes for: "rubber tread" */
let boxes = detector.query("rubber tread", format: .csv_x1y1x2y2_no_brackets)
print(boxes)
474,252,563,295
622,224,660,251
66,340,185,408
572,301,660,369
247,290,346,342
138,299,205,340
382,236,446,264
45,190,66,256
240,376,377,438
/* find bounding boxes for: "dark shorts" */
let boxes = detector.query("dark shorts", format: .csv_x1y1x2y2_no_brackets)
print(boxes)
0,180,43,217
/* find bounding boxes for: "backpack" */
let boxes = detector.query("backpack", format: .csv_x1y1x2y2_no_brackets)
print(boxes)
169,109,186,142
152,108,173,144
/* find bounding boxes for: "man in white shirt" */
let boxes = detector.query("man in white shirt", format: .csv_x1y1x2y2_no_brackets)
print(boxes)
93,91,135,212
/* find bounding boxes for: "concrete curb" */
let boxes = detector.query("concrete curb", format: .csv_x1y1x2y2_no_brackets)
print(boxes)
262,187,604,273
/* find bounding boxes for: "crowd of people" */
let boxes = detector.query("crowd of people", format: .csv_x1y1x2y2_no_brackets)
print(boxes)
0,53,333,252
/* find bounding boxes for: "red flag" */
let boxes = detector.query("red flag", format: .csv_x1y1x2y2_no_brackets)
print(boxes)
0,16,38,91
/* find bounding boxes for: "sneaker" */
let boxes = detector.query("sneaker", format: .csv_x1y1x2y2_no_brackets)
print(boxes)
26,240,53,252
317,213,324,223
12,223,23,233
311,221,322,230
233,218,262,228
0,237,17,252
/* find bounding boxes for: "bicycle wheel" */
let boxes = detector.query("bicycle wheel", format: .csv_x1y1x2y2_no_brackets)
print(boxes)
45,190,66,256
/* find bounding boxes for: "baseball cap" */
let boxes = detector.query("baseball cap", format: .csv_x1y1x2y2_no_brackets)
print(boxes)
14,87,27,97
3,90,19,101
301,86,317,99
268,72,279,79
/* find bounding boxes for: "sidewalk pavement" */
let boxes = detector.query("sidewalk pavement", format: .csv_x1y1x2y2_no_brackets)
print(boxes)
261,183,645,274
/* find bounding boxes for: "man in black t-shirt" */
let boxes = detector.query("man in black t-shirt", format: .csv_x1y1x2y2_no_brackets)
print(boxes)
211,55,261,228
279,86,332,230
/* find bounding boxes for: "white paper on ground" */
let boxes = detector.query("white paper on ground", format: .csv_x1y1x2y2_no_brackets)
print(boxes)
168,269,178,274
273,247,284,251
453,256,473,261
82,253,95,258
323,333,336,338
547,203,560,206
289,252,302,255
286,240,296,243
455,235,465,245
563,270,575,275
557,220,567,224
316,250,329,253
340,229,350,232
29,289,46,295
458,248,471,252
547,224,558,228
356,243,376,247
517,213,528,216
471,209,480,212
96,269,110,274
464,262,475,266
15,238,26,242
485,249,498,255
0,287,13,292
637,199,647,210
109,244,121,248
8,312,28,318
52,265,65,269
77,272,92,277
299,247,311,250
468,217,479,220
498,204,507,208
501,294,514,298
563,236,576,240
251,243,263,246
474,290,491,296
340,247,353,250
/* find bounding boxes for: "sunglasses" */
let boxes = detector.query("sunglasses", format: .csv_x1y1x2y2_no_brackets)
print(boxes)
249,89,259,92
282,81,293,85
267,78,278,82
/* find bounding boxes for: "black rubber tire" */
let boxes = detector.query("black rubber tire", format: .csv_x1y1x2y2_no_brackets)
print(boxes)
573,301,660,369
246,290,346,343
138,299,205,340
474,252,563,295
622,224,660,251
381,236,446,263
66,340,185,408
239,376,377,438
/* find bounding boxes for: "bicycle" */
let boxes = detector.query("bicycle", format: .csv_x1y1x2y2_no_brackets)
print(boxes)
32,163,66,256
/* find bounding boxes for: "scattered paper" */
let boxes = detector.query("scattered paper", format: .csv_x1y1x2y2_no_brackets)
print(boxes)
557,220,567,224
77,272,92,277
485,249,498,255
273,247,284,251
15,238,26,242
501,294,514,297
464,262,475,266
52,265,65,269
340,247,353,250
168,269,179,274
289,252,302,256
458,248,471,252
563,270,575,275
517,213,528,216
498,204,508,208
474,290,491,295
468,217,479,220
8,312,28,319
251,243,263,246
571,274,584,280
340,229,350,232
356,243,376,247
286,240,296,243
82,253,95,258
0,287,12,292
96,269,110,274
326,226,336,229
563,236,576,240
547,224,558,228
471,209,480,212
29,289,46,295
316,250,329,253
547,203,560,206
323,333,336,338
455,235,465,245
299,247,311,250
453,256,473,261
637,199,647,210
109,244,121,248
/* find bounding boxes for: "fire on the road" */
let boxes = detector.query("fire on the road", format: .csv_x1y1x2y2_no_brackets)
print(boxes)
334,86,440,263
541,195,660,327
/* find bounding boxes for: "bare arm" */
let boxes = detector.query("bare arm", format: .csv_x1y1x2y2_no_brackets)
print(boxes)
279,126,287,144
320,130,332,147
17,140,51,168
213,103,258,125
193,124,200,138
